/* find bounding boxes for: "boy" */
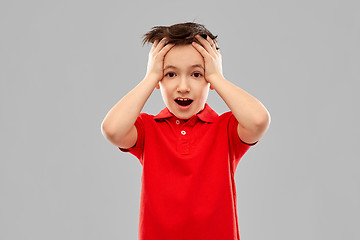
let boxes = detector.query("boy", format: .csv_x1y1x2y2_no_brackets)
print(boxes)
101,22,270,240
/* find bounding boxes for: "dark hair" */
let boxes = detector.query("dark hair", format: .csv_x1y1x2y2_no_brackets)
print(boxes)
141,21,218,47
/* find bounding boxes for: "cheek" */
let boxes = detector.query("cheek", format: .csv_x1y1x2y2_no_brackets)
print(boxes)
193,83,210,98
195,81,210,91
159,82,174,98
161,79,179,90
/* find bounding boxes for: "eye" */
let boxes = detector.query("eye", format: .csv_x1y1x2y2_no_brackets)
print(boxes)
193,72,203,78
165,72,176,78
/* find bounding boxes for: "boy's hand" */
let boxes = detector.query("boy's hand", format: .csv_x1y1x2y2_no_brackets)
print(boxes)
192,35,223,83
145,38,175,82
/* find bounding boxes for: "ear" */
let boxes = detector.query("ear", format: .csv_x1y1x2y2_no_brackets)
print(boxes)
155,83,160,89
210,84,214,90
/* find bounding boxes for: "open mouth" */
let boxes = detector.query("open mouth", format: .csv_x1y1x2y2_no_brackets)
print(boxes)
175,98,193,107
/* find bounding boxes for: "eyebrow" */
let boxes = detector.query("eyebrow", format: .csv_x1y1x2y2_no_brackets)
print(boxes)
164,64,204,71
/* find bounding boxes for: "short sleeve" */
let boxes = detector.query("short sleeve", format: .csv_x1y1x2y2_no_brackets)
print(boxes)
118,114,145,165
227,113,257,170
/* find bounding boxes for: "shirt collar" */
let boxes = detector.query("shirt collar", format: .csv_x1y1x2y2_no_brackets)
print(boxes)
153,103,218,123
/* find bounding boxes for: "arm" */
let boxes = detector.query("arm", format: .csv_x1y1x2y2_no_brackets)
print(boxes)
192,35,270,144
208,75,270,144
101,38,175,148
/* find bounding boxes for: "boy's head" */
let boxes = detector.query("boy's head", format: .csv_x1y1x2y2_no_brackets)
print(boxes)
142,22,218,120
141,22,218,47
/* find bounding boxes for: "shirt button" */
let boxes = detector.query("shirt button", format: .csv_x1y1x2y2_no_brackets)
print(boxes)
176,120,181,125
181,130,186,135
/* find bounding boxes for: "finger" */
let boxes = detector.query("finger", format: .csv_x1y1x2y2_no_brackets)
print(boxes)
158,42,175,57
154,38,168,54
191,41,210,58
151,39,159,52
206,35,215,48
207,36,219,55
195,35,215,55
213,40,220,52
150,40,159,54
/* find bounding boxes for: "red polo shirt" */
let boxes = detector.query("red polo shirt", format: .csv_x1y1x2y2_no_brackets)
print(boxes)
119,103,256,240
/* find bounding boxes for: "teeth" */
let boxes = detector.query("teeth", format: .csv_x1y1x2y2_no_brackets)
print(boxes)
177,98,190,101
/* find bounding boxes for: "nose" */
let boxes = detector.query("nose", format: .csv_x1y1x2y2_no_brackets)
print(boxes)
176,77,190,93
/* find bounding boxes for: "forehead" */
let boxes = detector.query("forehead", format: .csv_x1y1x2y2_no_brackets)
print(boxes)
164,44,204,67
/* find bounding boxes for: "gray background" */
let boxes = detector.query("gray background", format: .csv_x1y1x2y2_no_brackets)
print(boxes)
1,0,359,239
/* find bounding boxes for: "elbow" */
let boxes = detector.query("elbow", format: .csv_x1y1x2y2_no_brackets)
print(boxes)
101,121,114,139
254,110,271,132
101,122,120,145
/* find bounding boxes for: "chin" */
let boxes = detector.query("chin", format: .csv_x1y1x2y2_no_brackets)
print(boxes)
168,109,192,120
176,113,193,120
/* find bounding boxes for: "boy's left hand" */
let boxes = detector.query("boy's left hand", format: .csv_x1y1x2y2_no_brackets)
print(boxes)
192,35,223,84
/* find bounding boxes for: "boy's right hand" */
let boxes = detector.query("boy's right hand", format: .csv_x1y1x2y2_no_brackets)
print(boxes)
145,38,175,82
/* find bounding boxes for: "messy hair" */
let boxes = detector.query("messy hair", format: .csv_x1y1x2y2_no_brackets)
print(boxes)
141,21,218,48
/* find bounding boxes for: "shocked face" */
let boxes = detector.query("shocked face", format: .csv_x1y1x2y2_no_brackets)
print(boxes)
158,44,210,120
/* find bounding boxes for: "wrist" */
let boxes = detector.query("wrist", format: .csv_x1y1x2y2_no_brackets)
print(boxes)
144,73,162,85
206,74,225,86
